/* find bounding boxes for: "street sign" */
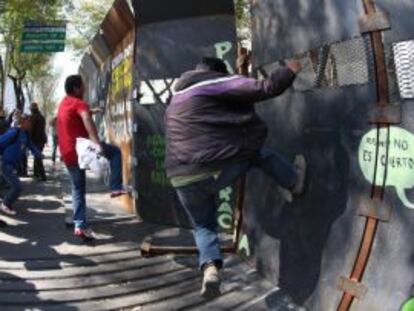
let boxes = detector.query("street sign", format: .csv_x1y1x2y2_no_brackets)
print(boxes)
21,23,66,53
22,31,66,41
0,0,5,13
21,42,65,53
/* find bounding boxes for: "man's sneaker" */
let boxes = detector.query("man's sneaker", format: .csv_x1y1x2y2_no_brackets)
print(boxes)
0,203,16,216
291,155,307,196
201,263,221,299
74,227,95,240
110,190,129,198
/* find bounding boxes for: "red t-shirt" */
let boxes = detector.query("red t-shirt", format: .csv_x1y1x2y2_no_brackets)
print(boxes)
57,96,90,166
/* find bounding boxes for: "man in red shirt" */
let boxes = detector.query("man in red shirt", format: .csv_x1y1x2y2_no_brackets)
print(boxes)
57,75,128,240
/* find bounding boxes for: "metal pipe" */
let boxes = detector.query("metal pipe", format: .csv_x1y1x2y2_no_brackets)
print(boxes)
337,0,390,310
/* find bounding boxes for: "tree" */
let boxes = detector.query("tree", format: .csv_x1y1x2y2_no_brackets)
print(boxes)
25,60,60,118
0,0,64,110
234,0,252,47
65,0,114,56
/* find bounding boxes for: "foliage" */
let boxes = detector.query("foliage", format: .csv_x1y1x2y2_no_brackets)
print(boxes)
0,0,64,109
65,0,114,56
25,60,60,118
234,0,252,47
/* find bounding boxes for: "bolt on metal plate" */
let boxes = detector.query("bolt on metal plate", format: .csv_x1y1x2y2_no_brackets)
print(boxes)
338,276,368,300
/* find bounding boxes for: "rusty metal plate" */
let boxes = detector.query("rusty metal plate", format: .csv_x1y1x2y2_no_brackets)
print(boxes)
338,276,368,300
359,11,391,34
368,103,402,124
357,194,393,222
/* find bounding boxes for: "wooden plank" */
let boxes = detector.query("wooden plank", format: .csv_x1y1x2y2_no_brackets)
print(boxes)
0,248,141,270
0,256,169,281
0,267,197,305
0,260,185,292
35,275,201,311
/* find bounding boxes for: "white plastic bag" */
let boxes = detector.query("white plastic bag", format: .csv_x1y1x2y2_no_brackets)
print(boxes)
76,138,110,178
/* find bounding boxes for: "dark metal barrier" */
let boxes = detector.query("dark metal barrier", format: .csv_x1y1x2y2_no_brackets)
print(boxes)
247,0,414,310
131,0,237,227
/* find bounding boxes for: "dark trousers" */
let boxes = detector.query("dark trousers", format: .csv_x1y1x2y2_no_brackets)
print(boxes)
17,151,27,177
52,135,58,163
33,145,46,179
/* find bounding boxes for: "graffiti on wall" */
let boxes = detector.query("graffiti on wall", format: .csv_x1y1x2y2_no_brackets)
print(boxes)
217,187,233,230
215,41,234,74
401,297,414,311
146,133,169,188
109,43,134,140
359,126,414,208
212,40,251,252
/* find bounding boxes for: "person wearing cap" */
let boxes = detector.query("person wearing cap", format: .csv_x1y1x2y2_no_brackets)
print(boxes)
165,57,306,298
0,114,42,216
29,103,47,181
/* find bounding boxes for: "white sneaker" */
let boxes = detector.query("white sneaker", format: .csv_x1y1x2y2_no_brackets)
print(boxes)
74,227,96,240
201,264,221,299
0,203,16,216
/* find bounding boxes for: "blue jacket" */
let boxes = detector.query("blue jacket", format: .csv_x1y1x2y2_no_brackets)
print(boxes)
0,128,42,167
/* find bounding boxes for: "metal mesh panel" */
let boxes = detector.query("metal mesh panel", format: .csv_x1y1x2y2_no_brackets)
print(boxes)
257,37,371,92
393,40,414,99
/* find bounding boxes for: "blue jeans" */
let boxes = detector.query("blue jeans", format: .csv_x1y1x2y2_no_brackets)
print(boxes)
67,143,123,229
2,164,22,207
175,148,298,269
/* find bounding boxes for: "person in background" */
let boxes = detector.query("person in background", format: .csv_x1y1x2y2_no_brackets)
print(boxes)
29,103,47,181
57,75,128,240
165,57,306,298
7,109,22,128
49,116,58,165
0,108,10,211
0,109,9,135
7,109,27,177
0,114,42,216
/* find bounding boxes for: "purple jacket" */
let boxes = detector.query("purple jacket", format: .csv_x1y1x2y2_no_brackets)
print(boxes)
165,67,296,177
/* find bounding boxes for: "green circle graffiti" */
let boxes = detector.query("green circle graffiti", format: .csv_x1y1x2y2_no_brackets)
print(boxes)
358,126,414,209
401,298,414,311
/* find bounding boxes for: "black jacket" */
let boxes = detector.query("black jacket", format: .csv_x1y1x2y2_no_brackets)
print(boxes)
165,67,296,177
29,111,47,147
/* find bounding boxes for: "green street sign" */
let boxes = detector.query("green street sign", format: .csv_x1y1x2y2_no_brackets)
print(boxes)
21,23,66,53
21,42,65,53
22,31,66,41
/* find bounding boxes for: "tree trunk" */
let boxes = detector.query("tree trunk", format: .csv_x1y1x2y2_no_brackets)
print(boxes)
9,75,25,111
0,56,4,109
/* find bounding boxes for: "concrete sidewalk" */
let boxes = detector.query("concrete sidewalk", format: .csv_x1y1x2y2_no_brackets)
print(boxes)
0,156,277,310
